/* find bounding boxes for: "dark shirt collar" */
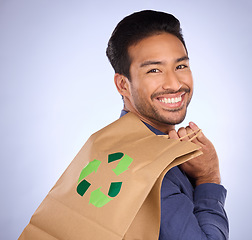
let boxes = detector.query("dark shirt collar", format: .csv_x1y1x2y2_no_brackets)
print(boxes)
120,110,166,136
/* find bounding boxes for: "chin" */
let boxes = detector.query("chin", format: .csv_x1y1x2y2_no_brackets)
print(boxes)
150,114,185,126
161,109,187,125
166,118,185,125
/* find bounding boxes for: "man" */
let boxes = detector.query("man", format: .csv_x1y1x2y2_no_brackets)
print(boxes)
106,10,229,239
19,10,228,240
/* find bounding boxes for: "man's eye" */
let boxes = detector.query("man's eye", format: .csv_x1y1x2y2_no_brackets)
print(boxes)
147,69,161,73
176,65,187,70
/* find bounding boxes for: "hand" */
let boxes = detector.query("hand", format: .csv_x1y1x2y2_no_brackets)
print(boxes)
169,122,221,186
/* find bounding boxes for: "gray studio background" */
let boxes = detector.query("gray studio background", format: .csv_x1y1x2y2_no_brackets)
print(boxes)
1,0,251,239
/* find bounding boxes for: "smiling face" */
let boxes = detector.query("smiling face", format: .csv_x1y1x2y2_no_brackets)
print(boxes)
115,33,193,132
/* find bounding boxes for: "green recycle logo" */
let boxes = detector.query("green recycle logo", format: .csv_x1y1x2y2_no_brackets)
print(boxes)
77,152,133,208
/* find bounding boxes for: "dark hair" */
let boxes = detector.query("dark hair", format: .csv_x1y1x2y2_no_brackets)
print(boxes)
106,10,187,80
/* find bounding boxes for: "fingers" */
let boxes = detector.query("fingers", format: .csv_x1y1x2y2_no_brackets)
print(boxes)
177,127,189,140
168,122,206,145
185,126,196,142
177,127,201,145
168,129,179,139
168,127,194,141
189,122,200,132
189,122,206,144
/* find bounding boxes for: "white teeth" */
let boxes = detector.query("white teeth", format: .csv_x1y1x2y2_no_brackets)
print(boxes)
159,96,182,104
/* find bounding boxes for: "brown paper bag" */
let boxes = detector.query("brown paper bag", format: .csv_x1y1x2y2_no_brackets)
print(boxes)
19,112,201,240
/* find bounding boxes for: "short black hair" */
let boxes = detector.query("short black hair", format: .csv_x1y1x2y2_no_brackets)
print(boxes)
106,10,187,80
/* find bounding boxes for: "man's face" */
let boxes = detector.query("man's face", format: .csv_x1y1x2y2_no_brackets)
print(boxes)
126,33,193,126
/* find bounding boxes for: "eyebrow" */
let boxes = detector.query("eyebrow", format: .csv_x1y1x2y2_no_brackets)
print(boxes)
140,61,164,68
140,56,189,68
176,56,189,63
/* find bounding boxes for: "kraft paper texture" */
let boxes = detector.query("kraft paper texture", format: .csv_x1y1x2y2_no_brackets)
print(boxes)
19,112,202,240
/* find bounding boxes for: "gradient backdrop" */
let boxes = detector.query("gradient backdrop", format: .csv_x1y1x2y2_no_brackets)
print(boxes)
1,0,251,239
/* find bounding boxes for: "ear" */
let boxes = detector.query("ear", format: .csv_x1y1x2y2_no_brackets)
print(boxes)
114,73,131,97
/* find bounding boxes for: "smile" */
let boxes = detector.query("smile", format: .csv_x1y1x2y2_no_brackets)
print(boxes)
158,96,182,104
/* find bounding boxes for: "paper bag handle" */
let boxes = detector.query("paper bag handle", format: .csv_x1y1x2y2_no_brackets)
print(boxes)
162,128,202,142
178,128,202,142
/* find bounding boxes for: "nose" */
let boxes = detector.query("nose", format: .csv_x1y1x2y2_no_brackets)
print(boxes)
162,71,182,92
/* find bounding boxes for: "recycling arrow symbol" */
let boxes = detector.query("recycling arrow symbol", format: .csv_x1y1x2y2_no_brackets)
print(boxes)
77,152,133,208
